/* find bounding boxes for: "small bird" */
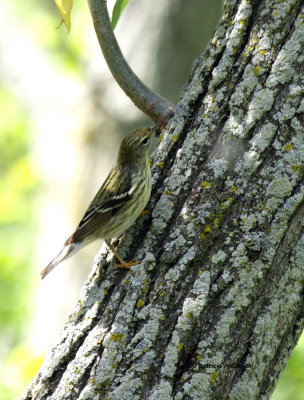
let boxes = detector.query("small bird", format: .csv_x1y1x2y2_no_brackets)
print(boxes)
41,125,158,279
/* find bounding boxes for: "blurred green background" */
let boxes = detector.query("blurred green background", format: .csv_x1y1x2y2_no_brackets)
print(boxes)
0,1,303,399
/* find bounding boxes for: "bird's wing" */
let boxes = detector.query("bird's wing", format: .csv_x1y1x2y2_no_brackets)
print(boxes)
66,166,133,244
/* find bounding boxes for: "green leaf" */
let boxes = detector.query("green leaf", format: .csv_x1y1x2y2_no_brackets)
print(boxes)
54,0,73,33
111,0,130,30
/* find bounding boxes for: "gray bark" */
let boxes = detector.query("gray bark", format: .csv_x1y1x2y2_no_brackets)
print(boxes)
23,0,304,399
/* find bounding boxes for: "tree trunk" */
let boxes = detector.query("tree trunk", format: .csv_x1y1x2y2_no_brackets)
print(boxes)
23,0,304,398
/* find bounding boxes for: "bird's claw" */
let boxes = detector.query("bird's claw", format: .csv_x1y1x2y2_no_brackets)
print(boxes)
115,259,141,269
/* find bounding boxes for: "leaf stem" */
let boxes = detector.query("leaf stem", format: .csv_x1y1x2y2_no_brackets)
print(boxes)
87,0,175,122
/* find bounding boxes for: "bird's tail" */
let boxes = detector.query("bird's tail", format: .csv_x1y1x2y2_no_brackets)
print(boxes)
41,242,79,279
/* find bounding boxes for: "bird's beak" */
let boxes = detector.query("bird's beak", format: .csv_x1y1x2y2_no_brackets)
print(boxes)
150,122,160,131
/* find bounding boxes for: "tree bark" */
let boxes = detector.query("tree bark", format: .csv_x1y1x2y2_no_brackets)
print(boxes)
23,0,304,398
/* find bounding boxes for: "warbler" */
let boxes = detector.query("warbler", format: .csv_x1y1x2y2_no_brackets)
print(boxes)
41,125,158,279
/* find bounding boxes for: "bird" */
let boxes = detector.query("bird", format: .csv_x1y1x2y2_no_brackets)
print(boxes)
41,124,158,279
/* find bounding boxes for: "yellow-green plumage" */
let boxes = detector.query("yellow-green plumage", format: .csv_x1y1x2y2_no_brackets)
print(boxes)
41,126,156,279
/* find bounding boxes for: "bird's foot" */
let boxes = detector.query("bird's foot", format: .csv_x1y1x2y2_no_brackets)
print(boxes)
115,259,141,269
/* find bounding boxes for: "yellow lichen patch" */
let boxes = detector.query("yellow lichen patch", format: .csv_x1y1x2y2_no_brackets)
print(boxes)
165,190,172,196
176,343,184,352
158,133,164,142
171,134,180,142
184,313,192,319
198,269,203,275
210,371,219,384
284,143,293,151
201,225,212,240
158,290,166,297
157,161,164,168
143,278,149,293
259,50,266,55
213,218,220,229
221,197,233,209
201,181,211,189
253,65,261,76
141,373,148,382
197,354,202,361
204,225,212,233
229,186,237,192
109,333,125,342
137,299,145,309
292,164,302,172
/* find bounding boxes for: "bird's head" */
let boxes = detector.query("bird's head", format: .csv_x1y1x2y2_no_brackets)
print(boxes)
117,124,159,167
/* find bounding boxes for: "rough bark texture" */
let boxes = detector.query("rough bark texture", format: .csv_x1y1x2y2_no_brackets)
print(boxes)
23,0,304,399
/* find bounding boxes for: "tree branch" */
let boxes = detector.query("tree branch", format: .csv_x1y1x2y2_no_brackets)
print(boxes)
87,0,174,122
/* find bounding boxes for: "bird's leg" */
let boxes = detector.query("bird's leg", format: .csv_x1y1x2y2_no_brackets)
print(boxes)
105,240,140,269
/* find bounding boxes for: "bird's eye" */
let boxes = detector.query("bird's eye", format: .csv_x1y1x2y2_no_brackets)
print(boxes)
141,137,149,145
